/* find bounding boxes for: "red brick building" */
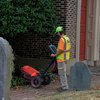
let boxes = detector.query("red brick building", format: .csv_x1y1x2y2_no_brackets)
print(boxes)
76,0,100,66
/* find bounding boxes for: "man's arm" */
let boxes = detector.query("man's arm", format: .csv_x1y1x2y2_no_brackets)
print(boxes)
56,49,63,56
51,49,63,57
56,49,70,56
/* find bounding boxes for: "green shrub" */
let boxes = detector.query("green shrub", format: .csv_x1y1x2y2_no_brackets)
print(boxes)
0,0,57,36
11,76,28,87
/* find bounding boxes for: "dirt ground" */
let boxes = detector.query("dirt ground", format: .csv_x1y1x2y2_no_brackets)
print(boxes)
11,71,100,100
11,75,60,100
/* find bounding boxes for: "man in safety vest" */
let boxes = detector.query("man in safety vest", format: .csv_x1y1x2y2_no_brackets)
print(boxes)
51,26,71,91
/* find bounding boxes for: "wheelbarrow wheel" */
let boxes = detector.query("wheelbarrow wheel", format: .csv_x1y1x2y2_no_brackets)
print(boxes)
42,74,51,85
31,76,42,88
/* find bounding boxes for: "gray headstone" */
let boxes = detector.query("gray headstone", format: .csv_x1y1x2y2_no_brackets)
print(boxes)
69,62,91,90
0,37,14,100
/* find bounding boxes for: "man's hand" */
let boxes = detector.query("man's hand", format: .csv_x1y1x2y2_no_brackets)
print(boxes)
51,54,56,57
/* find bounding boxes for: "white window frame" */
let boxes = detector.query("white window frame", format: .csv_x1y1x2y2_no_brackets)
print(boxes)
76,0,82,61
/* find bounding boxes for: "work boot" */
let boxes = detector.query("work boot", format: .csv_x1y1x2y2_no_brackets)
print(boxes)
57,87,69,92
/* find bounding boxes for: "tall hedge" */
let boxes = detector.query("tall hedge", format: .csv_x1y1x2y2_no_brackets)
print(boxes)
0,0,57,36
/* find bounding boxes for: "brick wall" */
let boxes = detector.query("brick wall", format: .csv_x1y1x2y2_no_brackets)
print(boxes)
8,33,56,59
55,0,78,58
54,0,67,29
3,33,58,68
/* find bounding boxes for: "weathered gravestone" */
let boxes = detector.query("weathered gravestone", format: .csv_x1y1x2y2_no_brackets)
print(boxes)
0,37,14,100
69,62,91,90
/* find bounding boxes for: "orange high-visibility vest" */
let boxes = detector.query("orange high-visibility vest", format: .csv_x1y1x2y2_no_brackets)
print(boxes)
56,35,71,62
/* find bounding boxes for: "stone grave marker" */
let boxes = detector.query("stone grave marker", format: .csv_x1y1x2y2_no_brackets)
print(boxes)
69,62,91,90
0,37,14,100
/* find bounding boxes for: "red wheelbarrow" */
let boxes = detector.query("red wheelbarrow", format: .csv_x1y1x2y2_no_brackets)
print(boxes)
21,58,55,88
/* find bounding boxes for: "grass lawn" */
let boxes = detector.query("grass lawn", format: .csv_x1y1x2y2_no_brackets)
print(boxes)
40,90,100,100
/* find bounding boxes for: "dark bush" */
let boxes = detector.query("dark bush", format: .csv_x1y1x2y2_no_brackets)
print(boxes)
0,0,57,36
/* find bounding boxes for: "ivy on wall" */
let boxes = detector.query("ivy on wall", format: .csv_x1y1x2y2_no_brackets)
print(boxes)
0,0,57,36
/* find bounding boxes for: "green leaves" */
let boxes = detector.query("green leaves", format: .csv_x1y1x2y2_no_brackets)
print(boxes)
0,0,57,36
11,76,27,87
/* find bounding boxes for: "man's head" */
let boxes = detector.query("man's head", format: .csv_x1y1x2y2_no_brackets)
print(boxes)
55,26,63,33
54,26,64,37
